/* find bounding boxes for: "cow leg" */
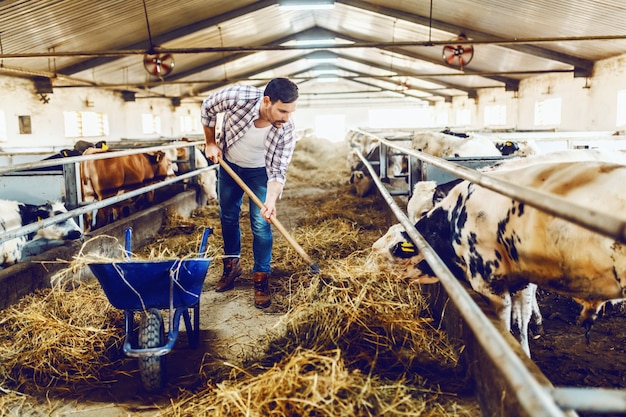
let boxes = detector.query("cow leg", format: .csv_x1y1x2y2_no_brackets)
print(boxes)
483,290,533,356
575,299,606,345
528,284,544,339
511,286,536,357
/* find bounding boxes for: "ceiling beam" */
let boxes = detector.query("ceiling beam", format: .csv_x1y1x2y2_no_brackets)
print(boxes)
290,64,439,98
336,0,595,74
330,51,476,93
58,0,277,75
121,26,526,97
310,27,521,91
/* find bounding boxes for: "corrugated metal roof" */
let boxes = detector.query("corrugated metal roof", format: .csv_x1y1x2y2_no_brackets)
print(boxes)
1,0,625,105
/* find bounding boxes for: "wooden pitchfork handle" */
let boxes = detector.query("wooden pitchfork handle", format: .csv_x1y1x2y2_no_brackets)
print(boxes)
217,157,320,273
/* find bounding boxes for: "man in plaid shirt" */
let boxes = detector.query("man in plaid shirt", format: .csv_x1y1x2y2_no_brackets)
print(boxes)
201,78,299,308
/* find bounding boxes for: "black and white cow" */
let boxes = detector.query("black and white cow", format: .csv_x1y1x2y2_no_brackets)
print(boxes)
406,149,626,223
411,131,501,158
0,200,83,267
494,140,541,157
372,159,626,356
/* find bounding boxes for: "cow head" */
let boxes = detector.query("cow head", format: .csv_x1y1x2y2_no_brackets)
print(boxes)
367,223,439,284
145,151,174,177
30,201,83,241
0,200,83,268
349,170,374,197
496,141,520,156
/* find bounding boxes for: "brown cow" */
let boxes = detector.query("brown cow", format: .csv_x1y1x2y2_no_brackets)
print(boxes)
80,149,173,228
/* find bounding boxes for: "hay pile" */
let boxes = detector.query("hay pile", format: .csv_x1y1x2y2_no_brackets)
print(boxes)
170,347,470,417
0,135,479,416
0,280,125,394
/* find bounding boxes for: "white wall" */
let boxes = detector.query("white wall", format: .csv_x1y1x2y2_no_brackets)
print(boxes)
0,75,198,150
3,51,626,149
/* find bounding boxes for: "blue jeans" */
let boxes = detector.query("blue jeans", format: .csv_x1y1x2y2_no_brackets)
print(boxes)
218,159,272,273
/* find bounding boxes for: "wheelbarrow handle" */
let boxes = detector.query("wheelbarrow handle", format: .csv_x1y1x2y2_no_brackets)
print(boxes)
124,227,133,259
218,157,320,273
198,227,213,258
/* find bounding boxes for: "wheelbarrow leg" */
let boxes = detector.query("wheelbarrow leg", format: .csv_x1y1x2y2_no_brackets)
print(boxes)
181,226,210,348
182,303,201,349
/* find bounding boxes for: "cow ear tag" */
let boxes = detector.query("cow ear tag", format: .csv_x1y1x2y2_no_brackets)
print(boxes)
102,144,109,151
391,241,418,258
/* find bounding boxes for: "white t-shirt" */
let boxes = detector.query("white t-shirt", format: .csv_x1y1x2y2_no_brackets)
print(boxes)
225,124,271,168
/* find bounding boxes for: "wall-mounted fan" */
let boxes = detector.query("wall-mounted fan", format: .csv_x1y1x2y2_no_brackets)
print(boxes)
143,53,175,77
442,34,474,69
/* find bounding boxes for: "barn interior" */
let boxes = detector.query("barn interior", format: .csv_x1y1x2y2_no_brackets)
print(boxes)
1,0,626,150
2,2,626,417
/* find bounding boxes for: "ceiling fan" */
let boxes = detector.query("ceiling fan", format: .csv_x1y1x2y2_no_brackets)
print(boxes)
143,53,175,77
442,34,474,69
141,0,175,78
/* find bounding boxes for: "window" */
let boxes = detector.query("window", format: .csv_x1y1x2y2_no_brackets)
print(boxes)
179,115,200,133
315,114,345,142
64,111,109,137
369,106,431,128
484,104,507,126
456,108,471,126
534,98,561,126
18,115,32,134
434,109,449,127
616,90,626,127
142,114,162,135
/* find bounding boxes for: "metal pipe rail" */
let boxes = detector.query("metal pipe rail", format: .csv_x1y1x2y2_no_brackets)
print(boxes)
0,141,215,243
356,150,569,417
351,128,626,244
0,166,215,243
0,140,206,174
353,128,626,414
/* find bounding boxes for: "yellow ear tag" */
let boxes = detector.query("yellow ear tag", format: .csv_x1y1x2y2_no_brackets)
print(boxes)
400,242,415,252
37,216,42,222
102,144,109,151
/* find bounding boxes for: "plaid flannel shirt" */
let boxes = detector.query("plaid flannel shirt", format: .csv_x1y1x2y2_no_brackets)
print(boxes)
200,84,297,185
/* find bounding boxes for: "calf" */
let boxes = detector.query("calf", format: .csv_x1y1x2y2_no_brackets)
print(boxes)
0,200,82,267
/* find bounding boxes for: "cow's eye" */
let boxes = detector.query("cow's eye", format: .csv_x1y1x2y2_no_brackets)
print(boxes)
54,211,63,216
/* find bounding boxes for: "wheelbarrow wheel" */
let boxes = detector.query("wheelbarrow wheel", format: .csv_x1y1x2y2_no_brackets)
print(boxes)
138,308,166,392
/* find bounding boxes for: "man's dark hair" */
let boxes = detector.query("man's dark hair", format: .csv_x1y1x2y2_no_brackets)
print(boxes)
264,78,299,104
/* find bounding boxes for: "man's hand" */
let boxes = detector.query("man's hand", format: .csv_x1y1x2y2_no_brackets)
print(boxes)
261,205,275,221
263,181,284,222
203,125,221,163
204,143,221,164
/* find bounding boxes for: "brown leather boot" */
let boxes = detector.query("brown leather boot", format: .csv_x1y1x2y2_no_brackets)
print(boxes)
253,272,271,308
215,257,242,292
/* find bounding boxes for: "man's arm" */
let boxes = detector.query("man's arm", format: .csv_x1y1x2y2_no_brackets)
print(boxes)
203,125,221,163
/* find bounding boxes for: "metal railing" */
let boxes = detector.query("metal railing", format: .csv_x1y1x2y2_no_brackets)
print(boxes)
352,128,626,416
0,140,216,243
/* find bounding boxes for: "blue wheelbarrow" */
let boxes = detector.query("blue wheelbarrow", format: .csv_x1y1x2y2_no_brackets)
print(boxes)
88,227,213,392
